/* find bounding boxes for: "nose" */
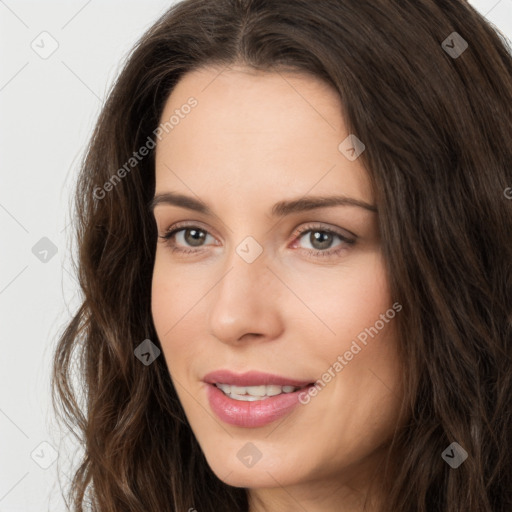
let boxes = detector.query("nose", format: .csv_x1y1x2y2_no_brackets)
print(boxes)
207,242,284,346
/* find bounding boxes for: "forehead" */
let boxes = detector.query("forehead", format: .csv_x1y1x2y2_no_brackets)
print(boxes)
154,66,372,204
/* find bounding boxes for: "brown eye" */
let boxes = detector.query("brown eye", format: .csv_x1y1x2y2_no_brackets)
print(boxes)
307,230,336,250
181,228,207,247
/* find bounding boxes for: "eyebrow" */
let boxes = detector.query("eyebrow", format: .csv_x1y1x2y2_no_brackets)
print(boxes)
149,191,378,216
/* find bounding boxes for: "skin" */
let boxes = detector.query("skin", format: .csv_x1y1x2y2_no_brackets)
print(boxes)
151,65,404,512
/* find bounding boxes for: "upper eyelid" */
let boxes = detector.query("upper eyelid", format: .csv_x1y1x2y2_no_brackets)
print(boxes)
161,220,217,238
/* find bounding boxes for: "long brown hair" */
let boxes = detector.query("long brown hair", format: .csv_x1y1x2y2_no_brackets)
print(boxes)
52,1,512,510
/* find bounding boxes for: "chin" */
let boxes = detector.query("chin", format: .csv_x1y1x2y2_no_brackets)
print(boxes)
203,447,301,489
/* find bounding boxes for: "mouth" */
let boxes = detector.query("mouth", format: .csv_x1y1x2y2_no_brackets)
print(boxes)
213,382,310,401
203,370,316,427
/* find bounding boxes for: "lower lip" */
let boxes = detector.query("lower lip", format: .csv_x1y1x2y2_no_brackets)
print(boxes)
205,383,311,428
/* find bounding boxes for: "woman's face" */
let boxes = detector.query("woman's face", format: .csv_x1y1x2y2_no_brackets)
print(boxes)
151,65,403,508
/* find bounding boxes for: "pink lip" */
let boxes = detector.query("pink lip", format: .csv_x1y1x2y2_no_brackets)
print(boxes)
203,369,312,388
203,370,314,428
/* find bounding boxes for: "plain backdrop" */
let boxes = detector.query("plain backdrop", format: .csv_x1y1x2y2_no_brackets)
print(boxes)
1,1,511,510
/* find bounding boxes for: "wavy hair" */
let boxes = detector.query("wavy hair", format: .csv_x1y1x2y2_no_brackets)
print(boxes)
52,0,512,510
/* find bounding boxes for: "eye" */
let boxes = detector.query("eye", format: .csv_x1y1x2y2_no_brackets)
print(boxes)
158,222,356,258
159,223,216,254
291,223,355,258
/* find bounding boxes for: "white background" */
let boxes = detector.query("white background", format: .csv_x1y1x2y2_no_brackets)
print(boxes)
1,1,511,510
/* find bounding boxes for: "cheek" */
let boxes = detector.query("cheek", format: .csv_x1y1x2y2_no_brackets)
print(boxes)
151,251,195,332
151,259,170,334
288,250,392,342
151,254,206,378
151,256,184,360
290,251,398,404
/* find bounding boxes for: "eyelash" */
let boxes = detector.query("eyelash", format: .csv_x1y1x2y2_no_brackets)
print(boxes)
158,222,356,259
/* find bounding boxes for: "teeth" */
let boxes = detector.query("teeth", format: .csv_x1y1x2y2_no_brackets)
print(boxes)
215,383,300,401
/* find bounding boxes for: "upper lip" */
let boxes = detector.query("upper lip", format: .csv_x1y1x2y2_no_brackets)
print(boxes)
203,370,313,388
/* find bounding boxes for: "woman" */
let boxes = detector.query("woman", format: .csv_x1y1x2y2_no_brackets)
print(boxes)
52,0,512,510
